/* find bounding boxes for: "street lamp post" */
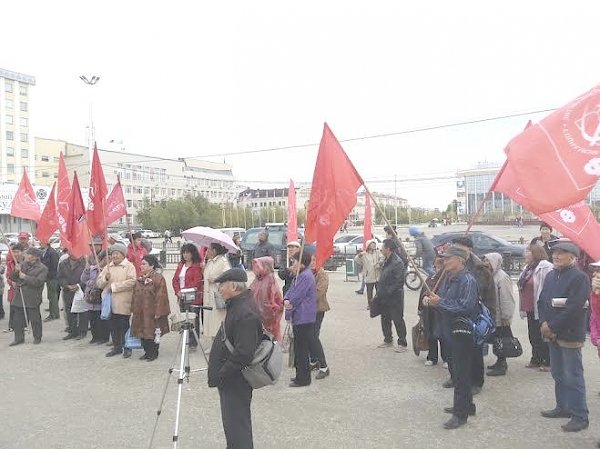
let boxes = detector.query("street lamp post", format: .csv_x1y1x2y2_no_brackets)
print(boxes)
79,75,100,174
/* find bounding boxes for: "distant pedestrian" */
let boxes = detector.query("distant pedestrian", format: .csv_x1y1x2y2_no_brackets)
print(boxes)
539,241,590,432
409,226,436,276
254,231,274,259
518,245,553,370
208,268,262,449
354,240,382,309
164,229,172,244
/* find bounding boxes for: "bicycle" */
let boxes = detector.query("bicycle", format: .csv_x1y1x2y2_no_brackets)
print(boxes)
404,257,428,291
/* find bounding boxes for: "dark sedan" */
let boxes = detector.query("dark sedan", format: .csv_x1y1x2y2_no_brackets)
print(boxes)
431,231,526,258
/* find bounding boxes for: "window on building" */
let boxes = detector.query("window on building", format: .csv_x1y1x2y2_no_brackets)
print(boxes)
20,102,27,112
5,82,13,93
21,149,28,158
5,114,13,125
41,155,49,162
20,117,27,127
125,186,132,194
19,84,27,96
127,200,133,207
7,164,15,173
42,171,49,178
6,147,14,156
5,99,13,109
6,131,13,140
20,133,28,142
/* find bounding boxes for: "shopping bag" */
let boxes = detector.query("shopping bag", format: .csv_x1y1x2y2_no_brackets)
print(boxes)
124,328,142,349
281,322,292,353
100,291,112,320
70,288,87,313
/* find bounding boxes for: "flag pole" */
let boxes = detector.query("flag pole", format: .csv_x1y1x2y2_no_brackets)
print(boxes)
86,223,101,268
362,185,433,295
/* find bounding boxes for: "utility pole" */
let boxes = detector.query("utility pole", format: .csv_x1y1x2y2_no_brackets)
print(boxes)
394,174,398,226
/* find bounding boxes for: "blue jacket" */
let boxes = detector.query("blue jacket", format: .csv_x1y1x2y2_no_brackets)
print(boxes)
437,269,479,343
284,268,317,325
538,265,590,342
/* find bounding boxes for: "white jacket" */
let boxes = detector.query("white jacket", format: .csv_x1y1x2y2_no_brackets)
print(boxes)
532,260,554,319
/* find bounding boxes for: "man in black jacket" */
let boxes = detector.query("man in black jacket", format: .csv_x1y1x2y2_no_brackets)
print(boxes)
538,241,590,432
208,268,262,449
40,242,60,321
278,241,301,296
375,239,407,352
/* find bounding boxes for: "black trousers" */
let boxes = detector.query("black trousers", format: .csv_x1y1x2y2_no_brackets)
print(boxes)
380,300,407,346
366,283,377,307
470,343,485,388
527,314,549,366
142,338,159,358
218,375,254,449
0,293,4,317
452,333,475,418
89,310,110,341
427,336,449,364
110,314,130,351
309,312,327,368
8,304,16,330
293,323,314,386
13,306,42,342
492,326,513,364
63,295,76,333
75,312,89,337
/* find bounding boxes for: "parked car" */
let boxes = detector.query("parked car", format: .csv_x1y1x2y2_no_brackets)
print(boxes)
333,235,383,256
430,231,526,258
240,225,288,269
218,227,246,240
140,229,161,239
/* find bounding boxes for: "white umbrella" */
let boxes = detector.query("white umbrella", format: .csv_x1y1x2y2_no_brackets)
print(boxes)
181,226,238,253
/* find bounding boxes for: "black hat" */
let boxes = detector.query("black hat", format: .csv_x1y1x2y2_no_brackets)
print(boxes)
551,241,580,258
131,231,142,240
215,268,248,283
440,246,469,261
25,247,43,258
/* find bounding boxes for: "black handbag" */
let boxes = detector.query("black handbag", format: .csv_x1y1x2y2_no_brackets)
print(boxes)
492,326,523,358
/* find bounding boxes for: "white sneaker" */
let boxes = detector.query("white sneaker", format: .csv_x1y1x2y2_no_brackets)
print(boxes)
395,345,408,353
424,360,435,366
377,342,393,348
443,362,449,369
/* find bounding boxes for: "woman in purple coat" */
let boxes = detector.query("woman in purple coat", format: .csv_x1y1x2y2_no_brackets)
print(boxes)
284,251,317,387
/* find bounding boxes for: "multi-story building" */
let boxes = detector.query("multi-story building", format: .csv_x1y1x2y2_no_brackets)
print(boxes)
0,68,35,185
457,162,600,219
35,138,237,227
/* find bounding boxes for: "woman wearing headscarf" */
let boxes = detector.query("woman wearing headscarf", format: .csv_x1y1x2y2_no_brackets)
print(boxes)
518,244,553,370
131,255,171,361
172,243,203,348
81,250,110,344
203,243,231,338
97,243,137,358
249,256,283,341
354,240,382,309
483,252,516,376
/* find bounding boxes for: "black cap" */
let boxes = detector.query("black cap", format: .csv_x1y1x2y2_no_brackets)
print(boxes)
551,241,580,258
214,268,248,283
441,246,469,261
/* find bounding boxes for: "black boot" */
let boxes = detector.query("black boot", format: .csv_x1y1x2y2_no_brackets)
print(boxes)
487,359,507,376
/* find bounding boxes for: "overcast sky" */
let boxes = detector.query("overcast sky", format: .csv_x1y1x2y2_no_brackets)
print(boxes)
3,1,600,208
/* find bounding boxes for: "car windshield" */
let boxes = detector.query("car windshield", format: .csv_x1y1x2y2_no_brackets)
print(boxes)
335,235,359,243
244,230,284,247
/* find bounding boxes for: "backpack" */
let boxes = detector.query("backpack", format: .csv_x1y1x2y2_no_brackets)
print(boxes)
224,326,283,389
471,300,495,346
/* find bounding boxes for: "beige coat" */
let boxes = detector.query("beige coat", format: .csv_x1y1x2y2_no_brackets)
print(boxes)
354,248,382,283
97,259,137,316
202,254,231,338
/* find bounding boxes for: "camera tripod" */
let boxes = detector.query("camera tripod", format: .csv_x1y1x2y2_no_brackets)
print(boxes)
148,306,212,449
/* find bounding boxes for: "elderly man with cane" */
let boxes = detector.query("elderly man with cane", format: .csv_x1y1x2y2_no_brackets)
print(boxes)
9,248,48,346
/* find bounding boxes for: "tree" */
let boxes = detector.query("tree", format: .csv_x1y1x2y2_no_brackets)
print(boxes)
137,195,223,231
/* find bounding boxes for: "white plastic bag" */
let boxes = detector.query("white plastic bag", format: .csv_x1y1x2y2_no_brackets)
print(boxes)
70,287,87,313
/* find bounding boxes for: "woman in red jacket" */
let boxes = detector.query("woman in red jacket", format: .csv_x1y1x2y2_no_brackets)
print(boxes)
172,243,203,348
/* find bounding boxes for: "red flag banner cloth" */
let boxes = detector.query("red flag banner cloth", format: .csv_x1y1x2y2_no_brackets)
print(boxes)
539,201,600,260
87,144,108,237
287,179,298,243
492,161,600,259
67,173,91,259
10,170,41,221
363,192,372,250
36,183,58,245
57,153,72,249
105,178,127,225
505,84,600,213
305,123,364,269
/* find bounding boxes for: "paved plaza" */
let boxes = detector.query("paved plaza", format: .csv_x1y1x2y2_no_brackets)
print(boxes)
1,225,599,448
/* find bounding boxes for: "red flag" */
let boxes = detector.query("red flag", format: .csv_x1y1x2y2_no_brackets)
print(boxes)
36,183,58,245
363,192,372,250
305,123,364,269
67,172,91,258
10,170,41,221
287,179,298,242
539,201,600,260
57,152,72,248
105,177,127,225
87,143,108,237
506,84,600,213
492,161,600,259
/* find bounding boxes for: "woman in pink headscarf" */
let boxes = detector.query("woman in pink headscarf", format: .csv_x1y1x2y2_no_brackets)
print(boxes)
250,256,283,341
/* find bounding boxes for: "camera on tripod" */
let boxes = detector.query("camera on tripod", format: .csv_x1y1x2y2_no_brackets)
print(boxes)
179,288,198,313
